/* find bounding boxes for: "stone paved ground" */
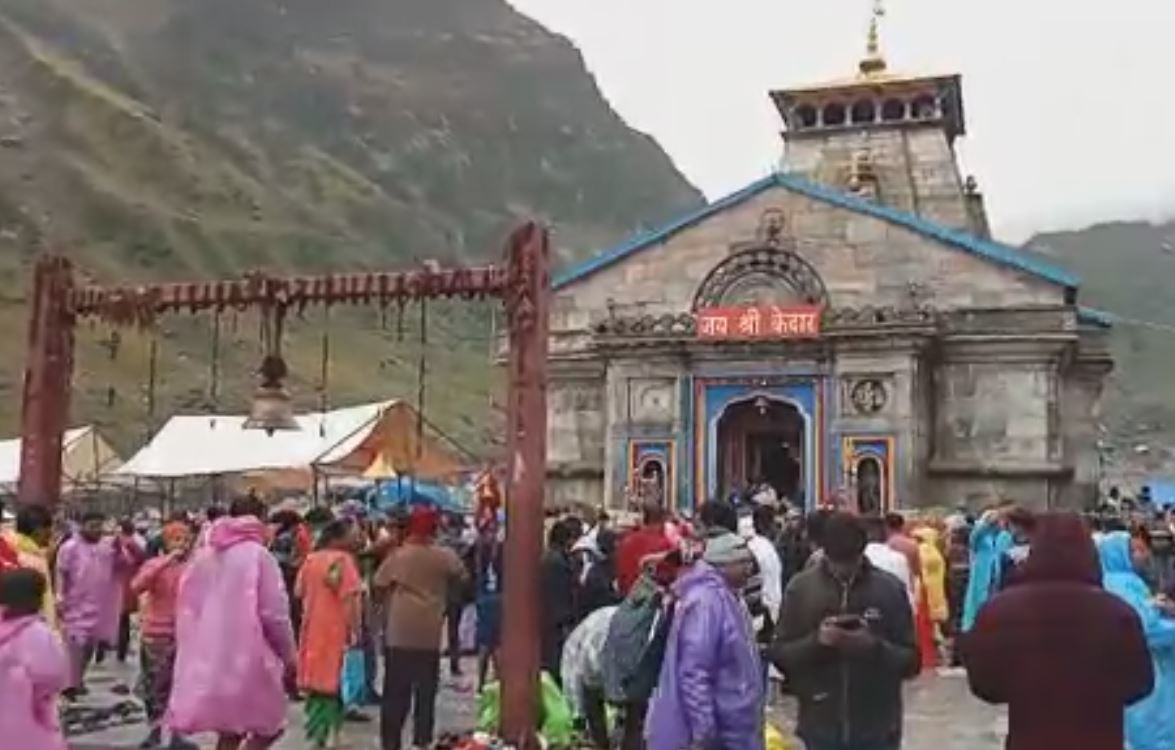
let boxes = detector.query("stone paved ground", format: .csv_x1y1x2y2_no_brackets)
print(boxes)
71,660,1006,750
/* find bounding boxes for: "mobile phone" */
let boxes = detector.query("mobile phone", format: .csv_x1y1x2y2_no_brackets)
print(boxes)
833,614,864,631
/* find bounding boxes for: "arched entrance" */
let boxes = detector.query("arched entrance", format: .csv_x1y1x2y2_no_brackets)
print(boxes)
716,395,806,503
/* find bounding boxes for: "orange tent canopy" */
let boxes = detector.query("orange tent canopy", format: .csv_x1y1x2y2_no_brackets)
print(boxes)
314,402,465,481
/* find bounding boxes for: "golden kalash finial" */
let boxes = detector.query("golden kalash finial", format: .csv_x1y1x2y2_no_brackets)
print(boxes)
859,0,887,76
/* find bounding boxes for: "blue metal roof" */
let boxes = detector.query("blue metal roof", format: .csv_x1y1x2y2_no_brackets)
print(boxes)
552,172,1082,291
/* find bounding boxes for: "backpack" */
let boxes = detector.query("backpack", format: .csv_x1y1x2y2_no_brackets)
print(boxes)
602,571,675,704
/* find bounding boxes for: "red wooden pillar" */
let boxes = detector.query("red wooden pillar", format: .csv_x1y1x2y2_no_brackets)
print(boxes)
499,222,550,748
17,256,76,508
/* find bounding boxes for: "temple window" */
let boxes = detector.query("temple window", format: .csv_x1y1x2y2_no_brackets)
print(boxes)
794,104,818,129
851,99,877,124
822,102,847,127
881,98,907,121
911,94,937,120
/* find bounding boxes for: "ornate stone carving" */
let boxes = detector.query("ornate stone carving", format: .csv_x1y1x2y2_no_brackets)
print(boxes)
756,209,787,245
846,150,881,201
628,378,677,423
594,312,696,337
692,245,829,310
849,379,888,415
822,305,937,328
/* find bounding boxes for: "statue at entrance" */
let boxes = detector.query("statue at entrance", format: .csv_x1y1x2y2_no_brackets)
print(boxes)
857,457,883,515
637,460,666,508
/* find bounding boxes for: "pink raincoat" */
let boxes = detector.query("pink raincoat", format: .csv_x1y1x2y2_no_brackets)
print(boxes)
166,517,296,738
55,536,131,644
0,615,69,750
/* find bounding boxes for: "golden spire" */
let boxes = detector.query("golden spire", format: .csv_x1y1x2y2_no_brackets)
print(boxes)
859,0,887,76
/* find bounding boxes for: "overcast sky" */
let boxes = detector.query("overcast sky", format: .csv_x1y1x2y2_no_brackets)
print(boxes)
507,0,1175,241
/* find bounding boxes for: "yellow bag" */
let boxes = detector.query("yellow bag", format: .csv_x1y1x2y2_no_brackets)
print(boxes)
765,722,795,750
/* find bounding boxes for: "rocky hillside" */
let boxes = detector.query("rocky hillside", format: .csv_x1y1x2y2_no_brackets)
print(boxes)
1029,219,1175,476
0,0,703,455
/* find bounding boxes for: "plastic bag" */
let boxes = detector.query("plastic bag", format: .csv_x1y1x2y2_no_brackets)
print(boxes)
765,722,795,750
340,647,367,709
475,672,574,746
477,682,501,733
538,672,574,745
459,604,478,653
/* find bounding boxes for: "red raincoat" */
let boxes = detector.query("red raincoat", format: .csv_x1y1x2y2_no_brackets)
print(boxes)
963,513,1154,750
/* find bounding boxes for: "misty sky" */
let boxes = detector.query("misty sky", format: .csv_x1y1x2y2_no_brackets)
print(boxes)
507,0,1175,240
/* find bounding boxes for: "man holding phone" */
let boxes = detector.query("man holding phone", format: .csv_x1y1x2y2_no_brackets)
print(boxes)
772,512,918,750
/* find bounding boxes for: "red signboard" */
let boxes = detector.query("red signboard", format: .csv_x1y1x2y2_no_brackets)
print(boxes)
695,304,821,340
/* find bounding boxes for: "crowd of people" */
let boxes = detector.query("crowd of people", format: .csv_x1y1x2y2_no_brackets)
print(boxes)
0,495,480,750
2,489,1175,750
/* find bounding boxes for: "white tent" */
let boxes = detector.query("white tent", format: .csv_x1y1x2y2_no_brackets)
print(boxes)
116,401,396,479
0,426,123,491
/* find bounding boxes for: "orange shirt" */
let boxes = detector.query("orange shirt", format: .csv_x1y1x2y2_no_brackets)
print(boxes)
295,549,361,695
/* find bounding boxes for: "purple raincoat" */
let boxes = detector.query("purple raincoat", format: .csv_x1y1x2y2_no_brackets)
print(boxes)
646,562,765,750
0,615,68,750
166,517,296,738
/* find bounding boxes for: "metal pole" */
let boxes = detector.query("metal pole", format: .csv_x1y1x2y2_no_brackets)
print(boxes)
499,223,549,747
145,334,158,444
416,299,427,461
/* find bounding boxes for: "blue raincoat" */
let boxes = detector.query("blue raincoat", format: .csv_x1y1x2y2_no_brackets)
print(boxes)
1098,532,1175,750
962,515,1013,632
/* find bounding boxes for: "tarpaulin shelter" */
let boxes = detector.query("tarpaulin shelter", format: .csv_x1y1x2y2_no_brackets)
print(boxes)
116,401,391,479
367,478,466,514
117,400,466,486
0,426,122,494
314,401,466,481
1143,479,1175,509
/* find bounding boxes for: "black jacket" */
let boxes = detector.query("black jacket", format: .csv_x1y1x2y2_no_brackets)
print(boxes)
540,548,578,631
578,558,621,620
770,557,919,747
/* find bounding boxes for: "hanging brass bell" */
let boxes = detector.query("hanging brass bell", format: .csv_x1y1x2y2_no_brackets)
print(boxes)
243,355,301,435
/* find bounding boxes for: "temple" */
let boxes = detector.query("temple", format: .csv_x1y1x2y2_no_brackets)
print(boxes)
543,11,1112,512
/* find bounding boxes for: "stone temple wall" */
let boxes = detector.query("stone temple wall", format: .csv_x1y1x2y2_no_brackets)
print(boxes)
933,362,1057,465
545,333,1107,512
552,184,1065,335
544,182,1106,512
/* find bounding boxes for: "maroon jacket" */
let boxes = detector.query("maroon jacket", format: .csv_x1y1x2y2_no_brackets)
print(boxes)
963,513,1153,750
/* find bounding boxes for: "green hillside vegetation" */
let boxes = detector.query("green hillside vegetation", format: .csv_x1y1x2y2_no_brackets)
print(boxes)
1029,219,1175,451
0,0,703,457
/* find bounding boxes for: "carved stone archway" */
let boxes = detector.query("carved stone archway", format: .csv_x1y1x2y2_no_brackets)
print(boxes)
692,243,829,311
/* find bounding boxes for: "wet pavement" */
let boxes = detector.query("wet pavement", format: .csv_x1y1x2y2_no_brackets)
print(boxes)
70,660,1006,750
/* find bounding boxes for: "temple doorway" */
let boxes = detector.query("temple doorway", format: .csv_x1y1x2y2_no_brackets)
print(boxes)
716,396,805,504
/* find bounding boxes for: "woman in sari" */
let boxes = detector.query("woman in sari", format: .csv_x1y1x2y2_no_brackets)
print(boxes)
296,519,362,748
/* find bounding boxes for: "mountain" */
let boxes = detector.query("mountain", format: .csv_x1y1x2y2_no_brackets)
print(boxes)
0,0,703,456
1028,219,1175,474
